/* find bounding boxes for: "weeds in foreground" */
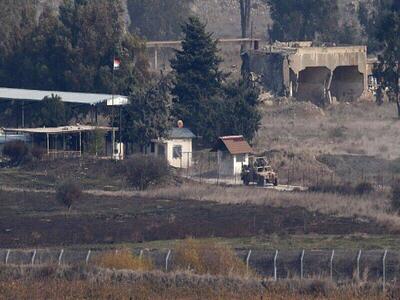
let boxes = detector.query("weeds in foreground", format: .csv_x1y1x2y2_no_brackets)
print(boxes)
93,249,153,271
173,238,250,277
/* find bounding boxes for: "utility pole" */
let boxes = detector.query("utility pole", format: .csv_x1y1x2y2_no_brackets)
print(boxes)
111,54,116,159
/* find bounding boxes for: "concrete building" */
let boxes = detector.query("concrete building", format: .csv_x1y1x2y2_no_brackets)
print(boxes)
145,127,196,169
242,42,369,105
211,136,253,176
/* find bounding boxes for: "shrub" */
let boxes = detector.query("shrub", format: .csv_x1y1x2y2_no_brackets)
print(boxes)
31,147,46,160
391,181,400,211
354,182,374,195
93,249,153,271
310,181,374,196
173,238,249,276
56,181,82,210
2,141,29,164
309,182,353,195
328,126,347,139
124,154,171,190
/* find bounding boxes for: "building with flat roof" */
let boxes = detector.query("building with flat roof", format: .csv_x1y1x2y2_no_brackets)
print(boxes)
242,42,369,105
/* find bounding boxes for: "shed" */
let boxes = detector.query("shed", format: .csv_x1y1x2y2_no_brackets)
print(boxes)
145,127,196,169
211,135,253,176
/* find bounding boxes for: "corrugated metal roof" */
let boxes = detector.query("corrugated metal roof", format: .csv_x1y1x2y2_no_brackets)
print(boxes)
212,135,253,154
0,87,128,105
169,128,196,139
4,125,116,135
0,134,30,144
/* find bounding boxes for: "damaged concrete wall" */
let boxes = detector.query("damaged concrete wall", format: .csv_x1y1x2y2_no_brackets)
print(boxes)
244,45,368,104
242,52,286,95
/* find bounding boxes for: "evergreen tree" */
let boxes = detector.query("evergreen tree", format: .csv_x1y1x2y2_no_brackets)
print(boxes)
267,0,366,45
171,17,225,144
121,78,172,149
375,1,400,117
222,80,261,141
0,0,148,94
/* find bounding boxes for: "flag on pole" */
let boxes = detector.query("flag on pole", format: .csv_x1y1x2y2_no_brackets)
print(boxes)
113,58,121,70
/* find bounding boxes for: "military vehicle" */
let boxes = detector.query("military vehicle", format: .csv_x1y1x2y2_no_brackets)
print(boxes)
241,156,278,186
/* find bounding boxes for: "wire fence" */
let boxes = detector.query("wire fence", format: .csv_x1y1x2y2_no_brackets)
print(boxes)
178,151,400,188
0,248,397,288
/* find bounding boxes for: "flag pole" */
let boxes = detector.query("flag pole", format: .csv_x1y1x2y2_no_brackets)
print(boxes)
111,54,115,160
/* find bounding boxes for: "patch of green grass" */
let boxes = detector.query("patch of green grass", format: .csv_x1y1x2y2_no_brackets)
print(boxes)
61,235,400,251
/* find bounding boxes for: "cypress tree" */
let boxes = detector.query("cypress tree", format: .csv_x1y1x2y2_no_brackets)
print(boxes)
171,17,225,144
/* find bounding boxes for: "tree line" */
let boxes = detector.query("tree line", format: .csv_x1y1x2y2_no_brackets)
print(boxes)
0,1,261,146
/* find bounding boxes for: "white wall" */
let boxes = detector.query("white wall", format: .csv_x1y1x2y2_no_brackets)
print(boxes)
218,151,249,176
233,153,249,175
166,138,192,169
146,138,193,169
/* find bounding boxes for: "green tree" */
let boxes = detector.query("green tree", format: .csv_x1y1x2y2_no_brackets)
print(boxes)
358,0,393,54
0,0,148,94
0,0,37,86
32,94,69,127
121,78,172,149
222,80,261,141
375,1,400,117
266,0,365,45
127,0,192,40
171,17,225,144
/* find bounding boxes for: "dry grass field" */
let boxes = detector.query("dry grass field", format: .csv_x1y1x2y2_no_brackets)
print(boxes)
0,101,399,299
0,265,394,300
141,183,400,231
257,101,400,160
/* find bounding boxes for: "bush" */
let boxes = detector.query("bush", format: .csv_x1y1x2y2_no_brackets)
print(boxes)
310,181,374,196
93,249,153,271
391,181,400,211
2,141,30,164
56,181,82,210
173,238,249,276
31,147,46,160
354,182,374,195
124,154,171,190
309,182,353,195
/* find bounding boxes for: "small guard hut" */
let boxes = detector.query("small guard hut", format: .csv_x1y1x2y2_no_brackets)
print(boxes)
145,126,196,169
211,135,253,176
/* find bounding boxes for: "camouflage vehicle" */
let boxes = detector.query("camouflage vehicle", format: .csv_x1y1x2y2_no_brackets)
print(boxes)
241,156,278,186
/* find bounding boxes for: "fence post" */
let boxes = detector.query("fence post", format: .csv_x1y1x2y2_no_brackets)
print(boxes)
5,249,10,265
330,250,335,281
86,250,91,264
300,250,305,280
31,250,37,265
274,250,278,281
383,250,388,293
165,249,171,272
356,249,362,281
58,249,64,266
246,250,252,273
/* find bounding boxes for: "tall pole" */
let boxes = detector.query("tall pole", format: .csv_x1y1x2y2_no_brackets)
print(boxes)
111,55,115,159
119,105,122,160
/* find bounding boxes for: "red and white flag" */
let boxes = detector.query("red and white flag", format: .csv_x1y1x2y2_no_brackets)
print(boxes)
113,58,121,70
